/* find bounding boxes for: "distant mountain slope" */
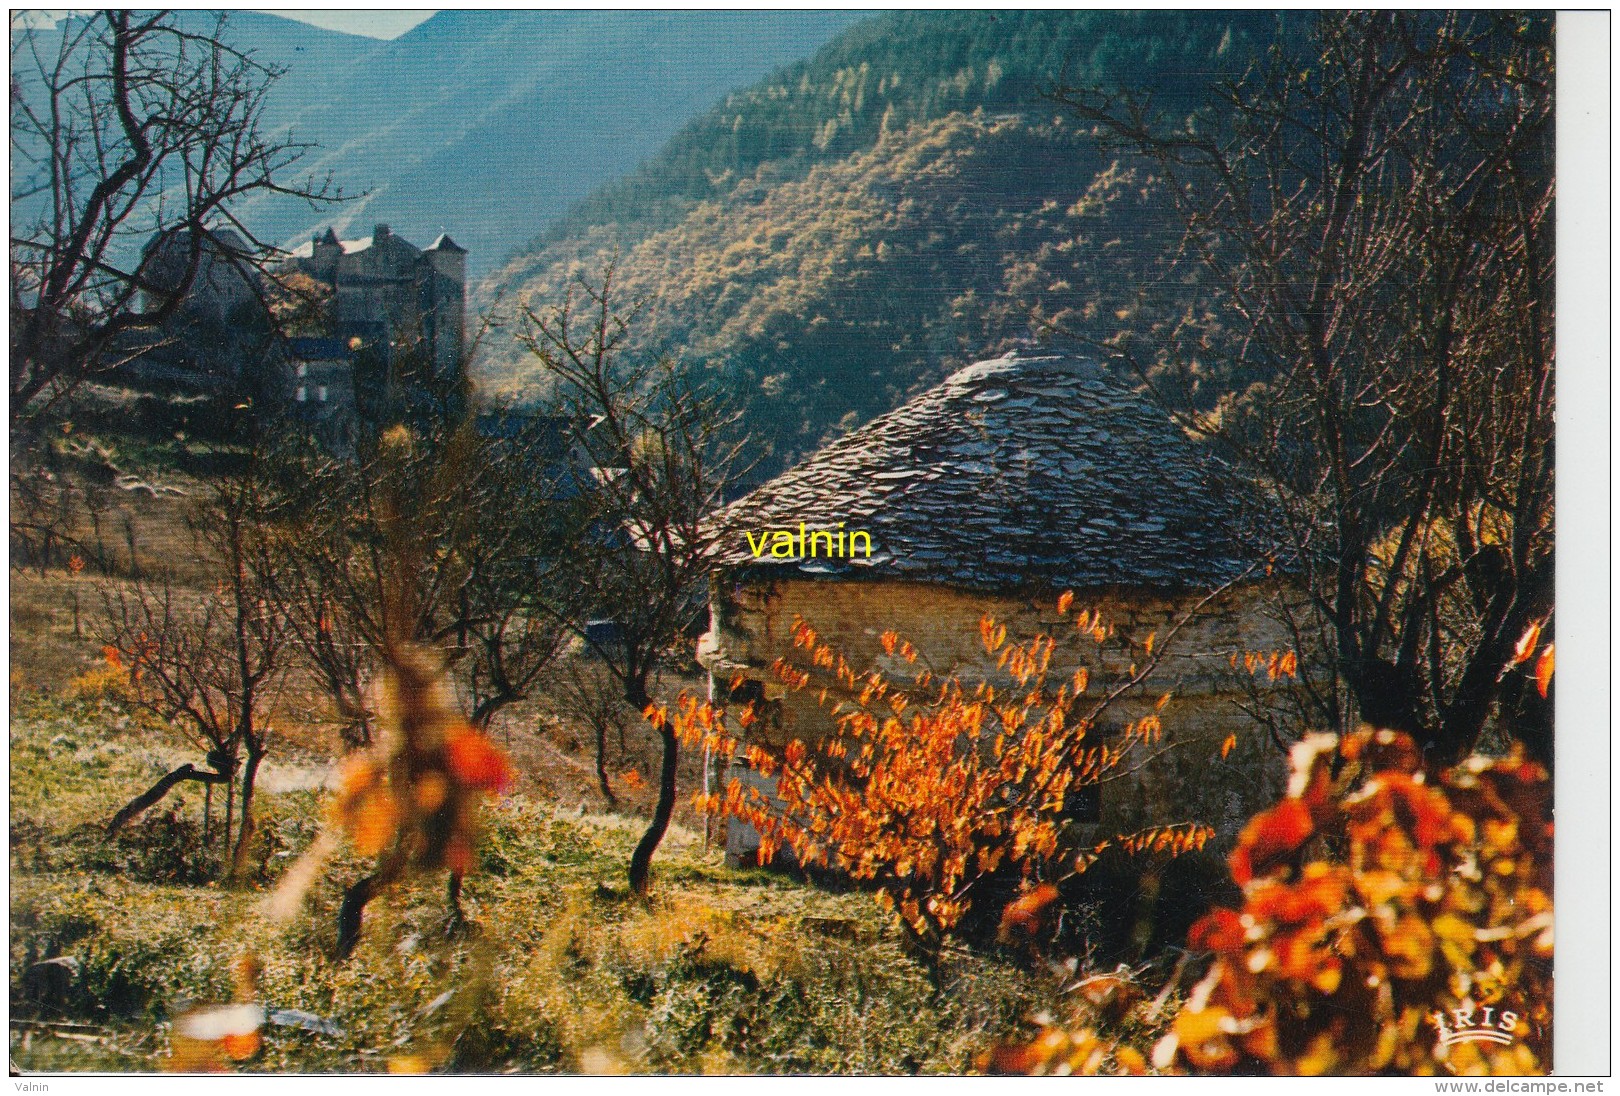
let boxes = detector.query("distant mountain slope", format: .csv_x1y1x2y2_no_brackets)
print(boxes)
479,11,1283,470
13,11,381,92
512,9,1274,259
8,10,378,274
229,9,868,275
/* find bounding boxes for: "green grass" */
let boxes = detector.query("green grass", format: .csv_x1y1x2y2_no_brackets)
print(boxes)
9,688,1052,1074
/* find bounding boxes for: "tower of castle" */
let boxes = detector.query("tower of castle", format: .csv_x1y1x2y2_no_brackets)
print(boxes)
423,234,467,378
290,223,466,378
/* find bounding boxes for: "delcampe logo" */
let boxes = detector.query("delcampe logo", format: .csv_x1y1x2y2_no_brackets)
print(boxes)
1429,1003,1520,1048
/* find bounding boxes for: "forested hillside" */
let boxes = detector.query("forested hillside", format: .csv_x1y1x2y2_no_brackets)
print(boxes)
480,11,1286,468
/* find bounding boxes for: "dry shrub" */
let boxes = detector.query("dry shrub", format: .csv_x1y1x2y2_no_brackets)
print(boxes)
67,657,133,703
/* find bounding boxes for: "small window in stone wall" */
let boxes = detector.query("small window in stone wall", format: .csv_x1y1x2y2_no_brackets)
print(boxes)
726,677,783,739
295,385,307,402
317,385,328,403
1063,718,1124,824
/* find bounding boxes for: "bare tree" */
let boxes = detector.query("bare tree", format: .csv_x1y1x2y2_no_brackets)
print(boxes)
452,418,581,732
518,264,751,895
260,422,478,739
260,400,588,955
1055,11,1554,766
558,660,638,808
9,9,337,423
99,462,287,872
262,396,584,751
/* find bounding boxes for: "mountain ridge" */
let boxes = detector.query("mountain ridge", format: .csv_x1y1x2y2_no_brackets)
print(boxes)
475,11,1283,471
229,9,870,276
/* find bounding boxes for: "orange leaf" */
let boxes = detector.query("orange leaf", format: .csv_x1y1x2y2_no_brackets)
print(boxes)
1535,643,1554,697
1231,798,1314,885
1188,907,1245,952
1057,590,1074,616
414,771,449,813
351,786,400,856
1116,1046,1147,1075
998,883,1060,942
388,1056,434,1075
1221,733,1237,760
221,1031,262,1061
445,726,514,794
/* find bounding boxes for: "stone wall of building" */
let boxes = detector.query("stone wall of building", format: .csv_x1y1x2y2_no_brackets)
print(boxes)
293,225,466,380
701,574,1309,862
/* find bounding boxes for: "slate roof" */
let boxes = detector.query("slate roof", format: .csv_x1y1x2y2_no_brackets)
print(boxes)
287,232,417,258
711,352,1261,592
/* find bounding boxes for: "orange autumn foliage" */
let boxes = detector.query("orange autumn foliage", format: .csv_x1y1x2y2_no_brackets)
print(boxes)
271,643,515,922
324,644,513,875
664,596,1213,948
993,726,1553,1077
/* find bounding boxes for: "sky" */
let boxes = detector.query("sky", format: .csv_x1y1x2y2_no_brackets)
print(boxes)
255,9,437,39
13,9,438,38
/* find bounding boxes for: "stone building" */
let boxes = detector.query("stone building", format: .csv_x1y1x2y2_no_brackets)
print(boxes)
288,224,466,378
130,223,466,436
283,336,358,455
129,227,268,386
139,227,262,331
698,351,1298,866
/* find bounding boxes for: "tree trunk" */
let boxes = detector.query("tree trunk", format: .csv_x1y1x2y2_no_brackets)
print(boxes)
223,770,235,859
335,873,378,960
595,717,618,808
446,871,465,927
231,744,264,878
470,692,514,733
105,763,230,836
335,849,405,960
628,720,678,897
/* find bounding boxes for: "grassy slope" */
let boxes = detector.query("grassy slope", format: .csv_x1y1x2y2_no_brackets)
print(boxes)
9,690,1045,1073
9,545,1051,1073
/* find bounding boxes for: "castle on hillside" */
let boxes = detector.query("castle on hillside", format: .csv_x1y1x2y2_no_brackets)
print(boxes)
287,223,467,379
129,223,468,452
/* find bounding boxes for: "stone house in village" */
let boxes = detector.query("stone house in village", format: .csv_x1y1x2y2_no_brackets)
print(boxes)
286,224,467,380
131,223,466,440
698,351,1300,867
130,227,271,389
282,336,359,454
